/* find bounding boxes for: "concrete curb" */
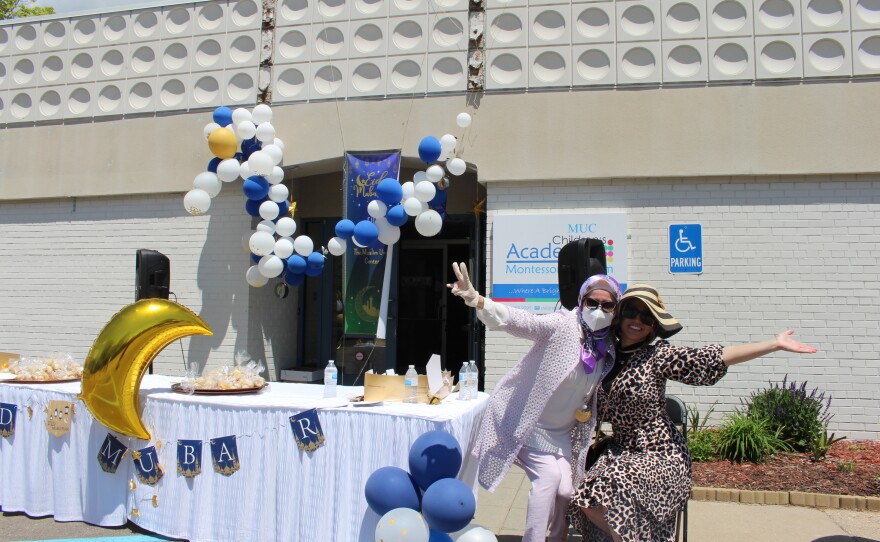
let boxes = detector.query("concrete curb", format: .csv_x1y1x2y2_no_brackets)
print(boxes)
692,487,880,511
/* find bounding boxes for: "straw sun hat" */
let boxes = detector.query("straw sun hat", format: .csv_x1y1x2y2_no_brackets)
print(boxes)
618,284,683,339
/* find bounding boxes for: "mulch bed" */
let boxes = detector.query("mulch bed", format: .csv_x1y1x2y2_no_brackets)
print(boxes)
692,440,880,497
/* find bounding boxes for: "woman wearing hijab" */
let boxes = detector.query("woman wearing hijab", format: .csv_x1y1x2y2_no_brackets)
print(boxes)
447,262,621,542
568,284,817,542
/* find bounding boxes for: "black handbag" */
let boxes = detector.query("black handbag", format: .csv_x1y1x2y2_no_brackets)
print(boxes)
585,433,611,469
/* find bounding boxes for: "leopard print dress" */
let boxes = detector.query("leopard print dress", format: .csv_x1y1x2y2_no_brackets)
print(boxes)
568,340,727,542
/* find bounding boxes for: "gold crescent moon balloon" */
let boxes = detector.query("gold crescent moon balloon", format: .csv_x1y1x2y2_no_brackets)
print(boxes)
79,299,213,440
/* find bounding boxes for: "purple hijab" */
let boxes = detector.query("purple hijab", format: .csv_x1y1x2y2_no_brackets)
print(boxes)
575,274,622,373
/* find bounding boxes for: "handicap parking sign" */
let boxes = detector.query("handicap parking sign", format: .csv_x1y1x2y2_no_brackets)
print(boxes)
669,224,703,274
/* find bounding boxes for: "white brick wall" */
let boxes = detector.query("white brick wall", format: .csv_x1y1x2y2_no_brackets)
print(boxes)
0,190,297,378
484,175,880,439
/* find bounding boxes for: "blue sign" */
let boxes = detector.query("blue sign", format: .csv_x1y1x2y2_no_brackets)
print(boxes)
669,224,703,274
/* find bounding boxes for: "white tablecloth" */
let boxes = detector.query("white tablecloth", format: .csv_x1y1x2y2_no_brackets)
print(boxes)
0,375,489,542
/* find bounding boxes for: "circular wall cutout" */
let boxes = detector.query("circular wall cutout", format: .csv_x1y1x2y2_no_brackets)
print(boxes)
806,0,843,26
314,66,344,95
72,19,96,45
165,7,190,34
68,87,91,115
39,90,61,116
15,25,38,51
355,0,384,16
279,30,308,60
317,0,346,18
576,8,610,39
432,57,463,88
621,47,656,79
621,5,655,37
316,28,345,56
71,53,94,80
393,20,423,50
41,55,63,82
807,38,845,72
193,76,220,105
433,17,464,47
131,46,156,74
133,11,159,38
354,24,383,54
713,42,749,75
196,39,222,68
160,78,186,107
490,13,523,43
44,22,66,48
533,10,566,41
394,0,421,11
198,3,224,31
758,0,795,30
163,43,188,71
0,28,7,54
577,49,611,81
227,73,254,101
390,59,421,90
129,81,153,110
277,67,306,98
532,51,566,83
98,84,122,113
0,62,5,86
103,15,127,42
489,53,523,85
101,49,125,77
856,35,880,69
667,44,702,77
856,0,880,24
352,62,382,92
712,1,748,32
231,0,260,27
279,0,309,22
230,35,257,63
11,93,32,119
759,40,796,74
13,58,34,85
666,3,701,35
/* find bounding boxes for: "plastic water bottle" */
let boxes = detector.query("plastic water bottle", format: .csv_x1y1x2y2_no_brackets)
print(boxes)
467,360,478,399
404,365,419,404
458,363,470,400
323,360,338,398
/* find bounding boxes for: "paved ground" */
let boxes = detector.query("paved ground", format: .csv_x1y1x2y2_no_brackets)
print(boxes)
2,465,879,541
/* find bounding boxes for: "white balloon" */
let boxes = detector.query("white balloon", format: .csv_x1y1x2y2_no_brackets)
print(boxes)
268,166,285,185
413,170,428,183
252,103,273,124
256,219,276,235
262,144,283,165
456,112,472,128
246,265,269,287
249,231,276,256
255,122,276,143
415,209,443,237
274,237,294,259
183,189,211,215
239,161,252,180
217,159,241,182
414,180,436,203
203,122,220,140
269,184,289,203
451,525,497,542
275,216,297,237
378,224,400,246
273,137,285,152
426,164,444,183
352,238,367,248
258,254,284,278
401,181,415,201
440,133,457,159
232,107,252,126
403,197,423,217
375,508,429,542
447,157,467,176
259,200,280,220
327,236,346,256
249,151,274,176
421,200,429,213
367,200,388,218
237,120,257,140
293,235,314,257
193,171,221,197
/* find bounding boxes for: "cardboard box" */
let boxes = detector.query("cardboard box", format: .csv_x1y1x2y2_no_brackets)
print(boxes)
364,373,429,404
280,367,324,383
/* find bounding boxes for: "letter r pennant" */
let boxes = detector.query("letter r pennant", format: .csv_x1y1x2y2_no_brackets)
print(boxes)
290,409,325,452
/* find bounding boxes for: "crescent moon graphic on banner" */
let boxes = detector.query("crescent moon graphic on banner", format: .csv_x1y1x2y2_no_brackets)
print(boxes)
80,299,213,440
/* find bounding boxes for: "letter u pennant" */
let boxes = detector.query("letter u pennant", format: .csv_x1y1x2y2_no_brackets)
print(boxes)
290,408,325,452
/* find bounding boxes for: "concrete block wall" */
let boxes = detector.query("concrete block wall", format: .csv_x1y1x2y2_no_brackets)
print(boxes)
0,189,297,378
483,175,880,438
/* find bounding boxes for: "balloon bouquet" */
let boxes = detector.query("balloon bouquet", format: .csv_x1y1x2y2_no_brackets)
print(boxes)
365,430,496,542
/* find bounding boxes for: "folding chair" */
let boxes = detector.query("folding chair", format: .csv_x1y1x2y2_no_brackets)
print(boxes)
665,395,688,542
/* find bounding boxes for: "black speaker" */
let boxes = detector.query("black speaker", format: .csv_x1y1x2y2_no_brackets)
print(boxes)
136,249,170,301
557,238,607,310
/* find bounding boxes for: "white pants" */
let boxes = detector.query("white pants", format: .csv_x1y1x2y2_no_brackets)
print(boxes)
516,446,574,542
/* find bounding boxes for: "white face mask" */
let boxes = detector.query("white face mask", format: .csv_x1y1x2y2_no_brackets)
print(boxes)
583,308,613,331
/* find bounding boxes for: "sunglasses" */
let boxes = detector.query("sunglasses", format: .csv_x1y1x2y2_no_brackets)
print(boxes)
620,304,656,325
582,298,617,313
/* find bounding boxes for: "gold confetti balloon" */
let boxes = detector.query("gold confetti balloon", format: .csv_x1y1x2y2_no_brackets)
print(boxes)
374,508,429,542
79,299,212,440
207,127,238,159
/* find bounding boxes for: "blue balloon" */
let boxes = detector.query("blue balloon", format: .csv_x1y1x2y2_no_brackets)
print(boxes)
429,187,448,207
364,466,422,516
386,205,409,227
243,176,270,200
418,136,442,164
307,252,325,270
245,199,262,218
250,253,261,264
285,272,304,286
207,157,221,173
287,255,307,275
376,178,403,206
213,106,233,127
429,529,454,542
335,219,356,240
421,478,475,533
276,200,290,219
304,265,323,277
234,152,244,161
353,220,379,247
408,430,463,491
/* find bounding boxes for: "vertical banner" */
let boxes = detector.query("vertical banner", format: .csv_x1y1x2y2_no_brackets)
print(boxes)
343,151,401,335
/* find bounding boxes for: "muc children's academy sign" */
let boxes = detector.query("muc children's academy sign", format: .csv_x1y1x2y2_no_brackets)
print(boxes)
491,214,628,314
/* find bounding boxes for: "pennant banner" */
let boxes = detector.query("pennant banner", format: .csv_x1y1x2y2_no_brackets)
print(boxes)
177,439,203,478
0,403,16,438
98,434,128,474
342,151,401,335
133,445,164,485
45,400,75,437
210,435,240,476
289,409,326,452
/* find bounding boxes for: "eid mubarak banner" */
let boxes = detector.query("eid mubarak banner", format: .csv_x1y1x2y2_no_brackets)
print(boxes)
0,403,16,438
177,439,203,478
98,434,129,474
210,435,240,476
290,409,325,452
133,445,163,485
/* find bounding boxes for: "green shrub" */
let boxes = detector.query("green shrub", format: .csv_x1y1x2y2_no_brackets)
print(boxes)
688,428,720,462
687,401,717,435
717,412,791,463
810,428,846,462
745,376,831,452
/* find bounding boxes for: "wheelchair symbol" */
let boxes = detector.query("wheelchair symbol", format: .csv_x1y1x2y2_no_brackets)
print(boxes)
674,229,697,253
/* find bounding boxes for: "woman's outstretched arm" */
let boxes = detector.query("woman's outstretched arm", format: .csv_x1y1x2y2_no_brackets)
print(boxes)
722,330,817,366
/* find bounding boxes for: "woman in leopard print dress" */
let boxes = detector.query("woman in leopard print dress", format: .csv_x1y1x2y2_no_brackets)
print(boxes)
568,284,817,542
